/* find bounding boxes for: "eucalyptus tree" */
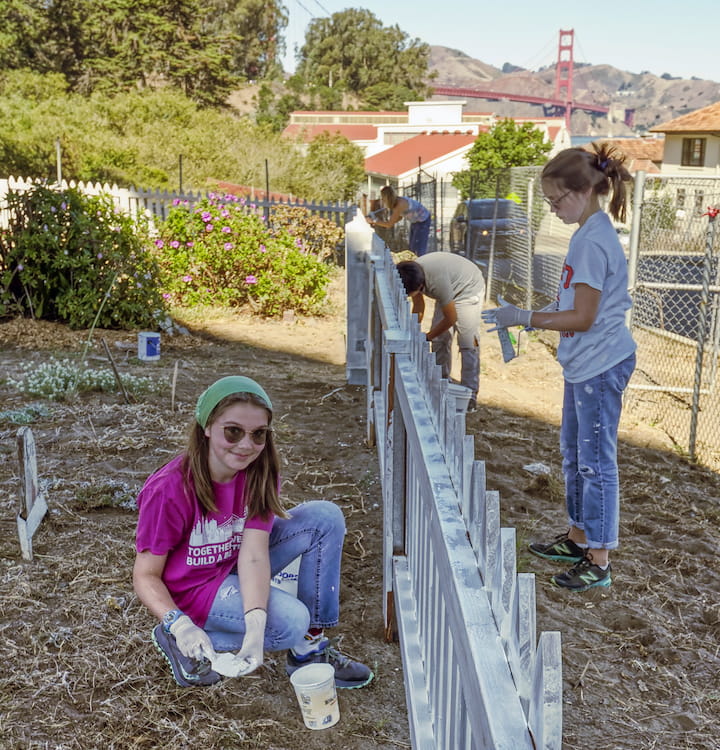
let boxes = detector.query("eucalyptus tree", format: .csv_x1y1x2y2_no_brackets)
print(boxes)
295,8,433,110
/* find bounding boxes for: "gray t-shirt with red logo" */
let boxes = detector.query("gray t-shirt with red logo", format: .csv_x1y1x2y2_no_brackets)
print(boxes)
556,210,636,382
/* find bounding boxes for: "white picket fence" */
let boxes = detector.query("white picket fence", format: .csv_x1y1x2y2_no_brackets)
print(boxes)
0,176,354,229
346,214,562,749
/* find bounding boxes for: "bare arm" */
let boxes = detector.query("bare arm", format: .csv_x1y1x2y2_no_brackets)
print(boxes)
530,283,601,332
411,292,426,323
237,528,271,613
133,550,176,621
426,301,457,341
370,198,408,228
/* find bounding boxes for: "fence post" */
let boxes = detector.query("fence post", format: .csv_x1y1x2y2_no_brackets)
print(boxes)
689,209,719,459
626,170,646,328
345,212,374,385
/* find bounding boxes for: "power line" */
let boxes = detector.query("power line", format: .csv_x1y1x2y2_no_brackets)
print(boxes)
291,0,315,18
310,0,331,15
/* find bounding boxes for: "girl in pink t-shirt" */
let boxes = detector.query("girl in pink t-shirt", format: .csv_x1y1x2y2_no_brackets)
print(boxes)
134,375,373,689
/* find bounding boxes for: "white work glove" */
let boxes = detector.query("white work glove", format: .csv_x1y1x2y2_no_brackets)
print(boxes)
236,608,267,675
482,300,533,331
169,615,215,662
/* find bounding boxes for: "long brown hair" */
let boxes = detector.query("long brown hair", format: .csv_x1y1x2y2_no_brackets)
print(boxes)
181,393,288,520
380,185,399,211
541,143,632,222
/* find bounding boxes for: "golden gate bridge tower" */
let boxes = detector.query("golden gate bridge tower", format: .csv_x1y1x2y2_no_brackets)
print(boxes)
554,29,575,129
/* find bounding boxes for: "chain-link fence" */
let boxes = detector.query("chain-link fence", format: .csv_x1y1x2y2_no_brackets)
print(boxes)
427,167,720,471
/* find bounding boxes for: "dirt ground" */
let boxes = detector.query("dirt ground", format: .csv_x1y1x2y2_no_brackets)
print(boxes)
1,271,719,749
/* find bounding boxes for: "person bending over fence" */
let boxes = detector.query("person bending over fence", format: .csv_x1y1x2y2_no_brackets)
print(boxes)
396,253,485,411
368,185,432,256
482,143,636,593
133,375,373,689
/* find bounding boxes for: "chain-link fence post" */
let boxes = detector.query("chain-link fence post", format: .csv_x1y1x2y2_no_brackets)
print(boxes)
689,207,720,460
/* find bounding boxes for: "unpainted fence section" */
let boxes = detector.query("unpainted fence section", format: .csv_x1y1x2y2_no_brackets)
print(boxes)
346,215,562,749
0,176,354,230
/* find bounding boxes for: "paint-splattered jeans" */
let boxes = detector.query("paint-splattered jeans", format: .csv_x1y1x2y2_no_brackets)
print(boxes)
560,353,635,549
203,500,345,652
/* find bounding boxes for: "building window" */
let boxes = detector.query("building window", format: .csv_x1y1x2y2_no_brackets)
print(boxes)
681,138,706,167
695,191,705,213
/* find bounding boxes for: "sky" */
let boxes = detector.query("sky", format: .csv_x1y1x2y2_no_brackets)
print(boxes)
281,0,720,83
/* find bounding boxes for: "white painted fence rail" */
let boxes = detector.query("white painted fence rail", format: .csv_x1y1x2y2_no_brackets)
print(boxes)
346,214,562,749
0,176,354,229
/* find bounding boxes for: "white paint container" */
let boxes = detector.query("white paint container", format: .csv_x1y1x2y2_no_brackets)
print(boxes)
271,555,301,597
137,331,161,361
448,382,472,412
290,662,339,730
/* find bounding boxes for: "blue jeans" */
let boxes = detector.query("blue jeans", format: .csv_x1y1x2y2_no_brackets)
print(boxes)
204,500,345,652
560,354,635,550
409,216,431,256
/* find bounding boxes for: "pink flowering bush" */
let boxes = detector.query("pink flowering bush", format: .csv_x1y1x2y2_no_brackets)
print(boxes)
155,194,331,317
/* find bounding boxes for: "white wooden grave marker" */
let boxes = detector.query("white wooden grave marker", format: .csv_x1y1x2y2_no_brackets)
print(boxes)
16,426,48,561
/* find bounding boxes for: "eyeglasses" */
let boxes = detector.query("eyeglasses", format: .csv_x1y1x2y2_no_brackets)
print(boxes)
222,425,271,445
543,189,572,209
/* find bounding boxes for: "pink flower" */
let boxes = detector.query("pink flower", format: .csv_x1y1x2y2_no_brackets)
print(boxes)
205,223,214,232
170,240,180,248
224,242,234,250
245,275,258,285
182,275,192,282
155,239,164,248
222,226,231,233
259,244,266,253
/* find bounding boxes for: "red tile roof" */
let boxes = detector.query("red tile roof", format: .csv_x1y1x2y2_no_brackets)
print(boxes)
364,131,479,177
283,123,378,141
582,138,664,173
650,101,720,133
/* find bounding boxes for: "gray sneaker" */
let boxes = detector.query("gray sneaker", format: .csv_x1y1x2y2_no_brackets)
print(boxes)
528,532,585,563
551,556,612,592
151,624,222,688
286,637,373,689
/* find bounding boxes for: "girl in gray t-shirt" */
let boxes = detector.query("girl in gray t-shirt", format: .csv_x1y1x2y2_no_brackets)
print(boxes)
482,144,636,593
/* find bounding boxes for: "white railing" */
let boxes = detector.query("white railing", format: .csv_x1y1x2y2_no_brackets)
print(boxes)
346,214,562,749
0,176,354,229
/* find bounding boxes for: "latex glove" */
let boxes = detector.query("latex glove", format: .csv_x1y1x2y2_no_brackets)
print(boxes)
169,615,214,662
482,300,532,331
234,608,267,676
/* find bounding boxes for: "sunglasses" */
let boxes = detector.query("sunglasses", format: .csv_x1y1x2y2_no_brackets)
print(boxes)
222,425,271,445
543,189,572,209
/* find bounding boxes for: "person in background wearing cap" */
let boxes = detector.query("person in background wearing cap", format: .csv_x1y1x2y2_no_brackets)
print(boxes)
133,375,373,689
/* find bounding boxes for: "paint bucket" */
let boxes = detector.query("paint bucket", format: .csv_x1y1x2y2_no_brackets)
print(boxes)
137,331,161,361
290,662,339,730
448,382,472,412
271,555,301,597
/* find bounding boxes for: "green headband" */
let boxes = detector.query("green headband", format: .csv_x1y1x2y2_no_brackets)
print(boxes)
195,376,273,428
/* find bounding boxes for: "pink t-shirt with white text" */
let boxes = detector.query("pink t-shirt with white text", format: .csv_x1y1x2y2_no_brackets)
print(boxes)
135,455,274,626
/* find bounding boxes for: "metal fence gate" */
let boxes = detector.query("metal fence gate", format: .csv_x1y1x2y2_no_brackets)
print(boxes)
405,166,438,253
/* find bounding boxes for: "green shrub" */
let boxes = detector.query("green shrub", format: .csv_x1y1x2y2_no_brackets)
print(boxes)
155,194,331,316
269,205,344,263
0,184,168,329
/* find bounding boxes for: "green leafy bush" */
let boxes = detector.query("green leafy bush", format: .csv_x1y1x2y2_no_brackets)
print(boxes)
0,184,168,329
269,205,344,263
155,194,331,316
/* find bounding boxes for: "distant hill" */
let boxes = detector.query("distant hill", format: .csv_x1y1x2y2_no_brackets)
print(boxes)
428,45,720,136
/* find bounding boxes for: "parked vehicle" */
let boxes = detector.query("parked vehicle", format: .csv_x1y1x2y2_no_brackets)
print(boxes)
449,199,529,262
